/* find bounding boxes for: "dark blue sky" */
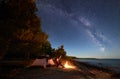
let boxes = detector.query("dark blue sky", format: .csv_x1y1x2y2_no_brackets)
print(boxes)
36,0,120,58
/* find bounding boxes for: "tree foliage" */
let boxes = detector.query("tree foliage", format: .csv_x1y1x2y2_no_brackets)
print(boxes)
0,0,68,60
0,0,50,59
54,45,66,58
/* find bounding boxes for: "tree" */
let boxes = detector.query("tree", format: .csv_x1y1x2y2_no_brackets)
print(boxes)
39,41,54,57
0,0,49,59
55,45,66,58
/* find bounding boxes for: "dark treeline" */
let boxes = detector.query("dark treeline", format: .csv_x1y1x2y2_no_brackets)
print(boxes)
0,0,66,60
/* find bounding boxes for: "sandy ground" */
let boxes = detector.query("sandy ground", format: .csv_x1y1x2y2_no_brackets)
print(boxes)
13,67,111,79
11,60,120,79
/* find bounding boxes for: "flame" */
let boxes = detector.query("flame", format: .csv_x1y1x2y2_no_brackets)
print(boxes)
64,61,76,69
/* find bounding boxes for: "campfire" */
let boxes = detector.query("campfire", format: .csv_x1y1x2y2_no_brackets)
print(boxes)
64,61,76,69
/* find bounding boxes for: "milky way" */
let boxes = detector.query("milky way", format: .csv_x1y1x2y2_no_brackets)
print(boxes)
37,0,120,58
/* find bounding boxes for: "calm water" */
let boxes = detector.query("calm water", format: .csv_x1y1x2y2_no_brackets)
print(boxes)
76,59,120,72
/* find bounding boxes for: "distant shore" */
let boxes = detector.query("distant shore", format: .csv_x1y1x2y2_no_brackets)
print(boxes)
1,60,120,79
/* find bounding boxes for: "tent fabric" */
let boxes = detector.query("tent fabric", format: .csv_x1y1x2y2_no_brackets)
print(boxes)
28,58,55,68
30,58,47,68
47,58,55,65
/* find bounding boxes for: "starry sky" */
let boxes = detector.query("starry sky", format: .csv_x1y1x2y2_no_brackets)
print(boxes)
36,0,120,58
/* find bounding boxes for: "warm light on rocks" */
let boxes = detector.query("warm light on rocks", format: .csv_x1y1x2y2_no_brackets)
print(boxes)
64,61,76,69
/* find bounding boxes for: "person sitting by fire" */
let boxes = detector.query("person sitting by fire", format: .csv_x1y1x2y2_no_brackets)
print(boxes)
55,56,64,68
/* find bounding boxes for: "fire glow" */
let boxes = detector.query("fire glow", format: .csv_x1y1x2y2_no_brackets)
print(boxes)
64,61,76,69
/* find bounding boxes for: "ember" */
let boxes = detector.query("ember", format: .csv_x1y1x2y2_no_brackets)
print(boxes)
64,61,76,69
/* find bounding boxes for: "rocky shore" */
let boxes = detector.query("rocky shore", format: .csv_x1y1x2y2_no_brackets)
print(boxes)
1,60,120,79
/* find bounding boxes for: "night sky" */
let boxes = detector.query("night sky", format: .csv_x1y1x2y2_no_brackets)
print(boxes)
36,0,120,58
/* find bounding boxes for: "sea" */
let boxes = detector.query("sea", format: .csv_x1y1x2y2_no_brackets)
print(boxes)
75,59,120,73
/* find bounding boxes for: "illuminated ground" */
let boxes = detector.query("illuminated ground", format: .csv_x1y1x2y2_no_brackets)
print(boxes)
13,61,119,79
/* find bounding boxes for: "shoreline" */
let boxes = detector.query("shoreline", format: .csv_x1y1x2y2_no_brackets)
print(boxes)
1,60,120,79
72,60,120,79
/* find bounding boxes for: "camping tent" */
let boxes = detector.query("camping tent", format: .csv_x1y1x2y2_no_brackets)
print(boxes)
47,58,55,66
29,58,47,68
28,58,55,68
